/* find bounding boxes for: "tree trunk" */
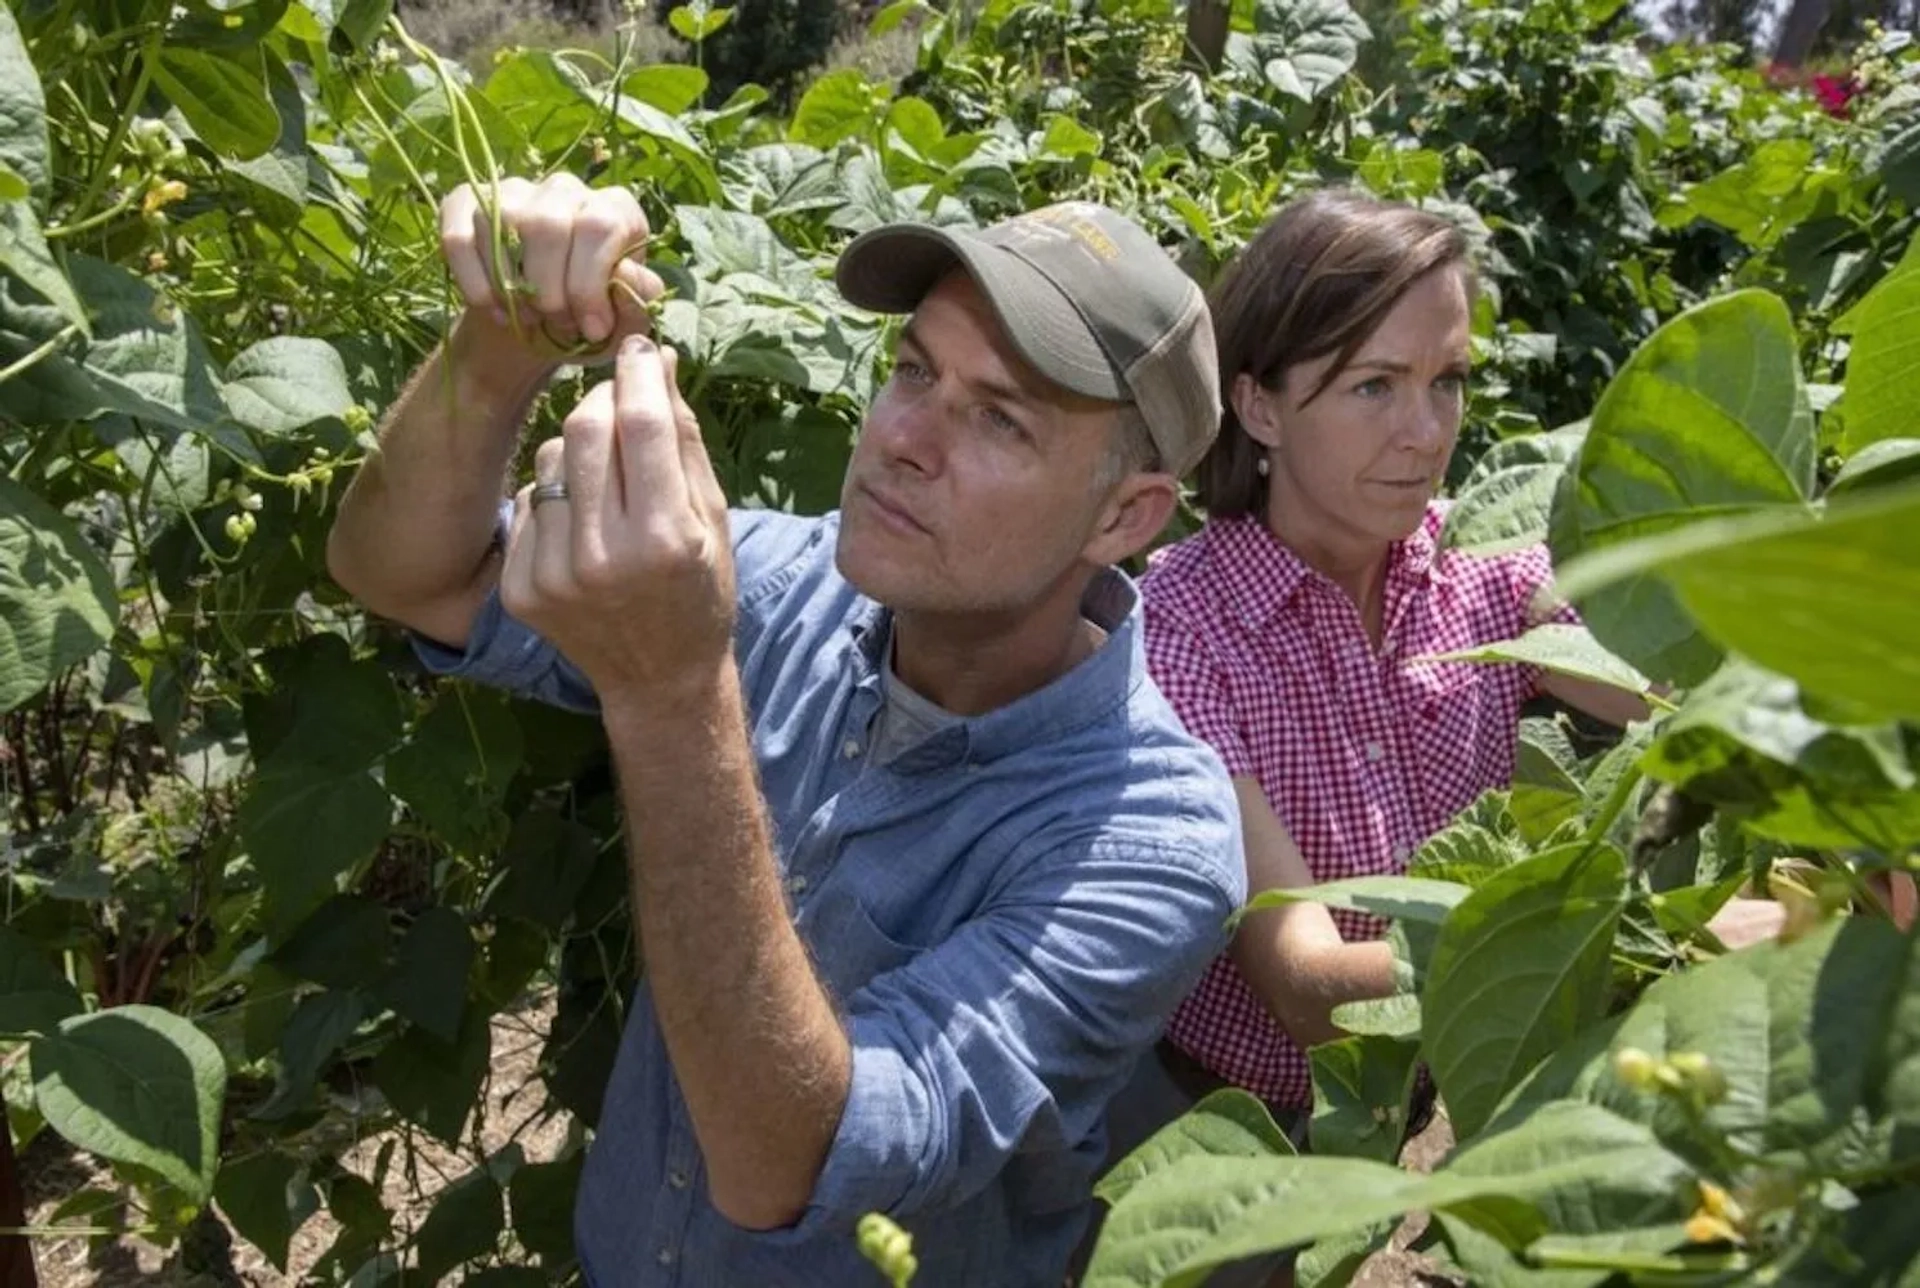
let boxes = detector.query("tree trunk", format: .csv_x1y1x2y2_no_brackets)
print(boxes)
1184,0,1230,73
1773,0,1836,65
0,1127,36,1288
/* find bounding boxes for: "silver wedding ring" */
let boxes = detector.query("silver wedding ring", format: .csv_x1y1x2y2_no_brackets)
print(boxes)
530,480,570,507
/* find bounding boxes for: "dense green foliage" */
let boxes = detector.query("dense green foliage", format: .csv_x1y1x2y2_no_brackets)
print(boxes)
1,0,1917,1280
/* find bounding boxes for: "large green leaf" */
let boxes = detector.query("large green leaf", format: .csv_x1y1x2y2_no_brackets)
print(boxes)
150,46,279,160
1834,237,1920,454
1083,1103,1689,1286
258,990,365,1119
1641,661,1920,851
0,203,87,333
222,336,350,434
373,1006,490,1144
0,478,118,713
0,923,83,1035
0,5,48,197
1557,483,1920,722
1239,876,1468,926
1425,624,1652,699
1441,426,1585,555
485,810,602,932
1097,1088,1296,1209
30,1006,227,1204
385,689,522,856
240,764,393,923
788,69,886,148
1556,290,1815,686
215,1150,313,1272
1308,1035,1420,1163
510,1150,584,1266
1239,0,1372,103
1423,843,1628,1139
221,52,308,214
0,254,225,431
376,907,472,1044
413,1169,504,1281
270,895,394,991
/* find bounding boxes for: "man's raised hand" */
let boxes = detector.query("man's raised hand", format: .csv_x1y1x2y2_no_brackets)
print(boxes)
500,337,735,702
439,174,663,363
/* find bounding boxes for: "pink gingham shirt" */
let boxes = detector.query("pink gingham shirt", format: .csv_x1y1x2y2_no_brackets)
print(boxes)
1140,503,1570,1108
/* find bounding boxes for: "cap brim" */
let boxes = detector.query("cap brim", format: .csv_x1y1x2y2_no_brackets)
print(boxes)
835,224,1126,402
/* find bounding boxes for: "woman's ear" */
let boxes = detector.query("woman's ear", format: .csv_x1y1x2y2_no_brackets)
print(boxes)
1231,373,1283,451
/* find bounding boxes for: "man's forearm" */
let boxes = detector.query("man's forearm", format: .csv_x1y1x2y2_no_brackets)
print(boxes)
327,313,553,628
603,669,851,1231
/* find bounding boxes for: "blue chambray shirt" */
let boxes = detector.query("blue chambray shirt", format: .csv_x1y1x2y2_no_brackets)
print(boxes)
412,508,1245,1288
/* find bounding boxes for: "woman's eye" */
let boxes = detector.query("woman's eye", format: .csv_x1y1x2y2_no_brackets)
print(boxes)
893,359,931,384
1435,372,1468,395
1354,377,1390,398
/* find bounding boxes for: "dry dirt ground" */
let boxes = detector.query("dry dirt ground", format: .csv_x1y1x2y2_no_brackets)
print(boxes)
22,1002,1459,1287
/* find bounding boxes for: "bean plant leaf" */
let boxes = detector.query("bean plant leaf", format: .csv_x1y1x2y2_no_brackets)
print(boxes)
221,337,353,434
0,5,49,197
215,1150,311,1272
1239,0,1372,104
269,895,394,991
1557,289,1815,687
1556,483,1920,721
1425,623,1653,697
0,203,88,333
789,70,885,149
1829,438,1920,497
1083,1102,1688,1285
1309,1035,1420,1163
1423,843,1629,1139
258,990,366,1119
1239,876,1469,927
151,46,280,160
373,1007,491,1144
376,907,472,1044
1097,1088,1297,1209
29,1006,227,1204
1331,994,1422,1039
1833,238,1920,454
0,923,83,1035
219,54,309,215
0,478,118,714
511,1151,585,1266
240,764,393,924
1441,426,1585,555
413,1169,505,1282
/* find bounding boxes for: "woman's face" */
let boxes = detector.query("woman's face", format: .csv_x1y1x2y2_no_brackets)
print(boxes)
1239,267,1472,550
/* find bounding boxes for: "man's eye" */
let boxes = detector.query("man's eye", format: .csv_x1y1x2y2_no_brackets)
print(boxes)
983,406,1028,439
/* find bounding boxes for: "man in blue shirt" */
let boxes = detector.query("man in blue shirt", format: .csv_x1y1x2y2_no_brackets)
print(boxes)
328,174,1245,1286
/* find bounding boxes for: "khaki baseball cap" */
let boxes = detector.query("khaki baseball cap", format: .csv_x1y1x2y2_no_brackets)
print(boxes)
834,202,1222,478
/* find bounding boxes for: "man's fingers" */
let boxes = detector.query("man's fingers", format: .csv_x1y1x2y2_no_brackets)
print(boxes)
514,174,591,325
530,436,574,596
567,188,651,345
563,381,617,562
438,185,495,316
614,336,688,518
499,486,537,619
660,345,724,510
465,177,537,322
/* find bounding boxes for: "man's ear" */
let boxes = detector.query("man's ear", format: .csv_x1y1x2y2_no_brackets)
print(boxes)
1231,373,1284,451
1086,472,1180,567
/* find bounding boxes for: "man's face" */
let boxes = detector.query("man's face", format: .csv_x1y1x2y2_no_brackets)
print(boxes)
835,272,1128,617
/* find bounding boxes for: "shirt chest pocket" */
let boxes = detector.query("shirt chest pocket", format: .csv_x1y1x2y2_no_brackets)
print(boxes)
798,885,924,1004
1405,663,1507,826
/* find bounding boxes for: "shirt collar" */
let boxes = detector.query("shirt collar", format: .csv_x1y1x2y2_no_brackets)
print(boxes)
1204,505,1448,630
846,569,1142,771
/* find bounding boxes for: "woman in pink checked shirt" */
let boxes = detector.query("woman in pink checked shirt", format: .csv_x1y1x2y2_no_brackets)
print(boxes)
1086,191,1772,1288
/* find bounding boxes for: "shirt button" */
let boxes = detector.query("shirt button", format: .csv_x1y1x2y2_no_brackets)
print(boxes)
1365,741,1386,762
668,1169,690,1190
657,1247,676,1266
842,737,862,759
787,874,809,896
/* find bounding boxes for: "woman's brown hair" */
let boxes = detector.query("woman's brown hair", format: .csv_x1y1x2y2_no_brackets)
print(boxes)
1197,189,1475,517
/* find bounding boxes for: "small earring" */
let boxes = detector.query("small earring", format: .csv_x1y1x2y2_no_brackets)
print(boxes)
1255,457,1270,477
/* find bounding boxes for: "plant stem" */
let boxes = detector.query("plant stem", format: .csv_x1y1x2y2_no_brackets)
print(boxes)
0,324,82,387
73,32,161,223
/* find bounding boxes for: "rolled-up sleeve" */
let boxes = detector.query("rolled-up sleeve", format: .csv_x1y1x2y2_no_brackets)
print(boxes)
771,839,1239,1234
407,506,828,712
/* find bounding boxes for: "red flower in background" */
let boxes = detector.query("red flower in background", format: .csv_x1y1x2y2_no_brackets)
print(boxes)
1811,73,1859,116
